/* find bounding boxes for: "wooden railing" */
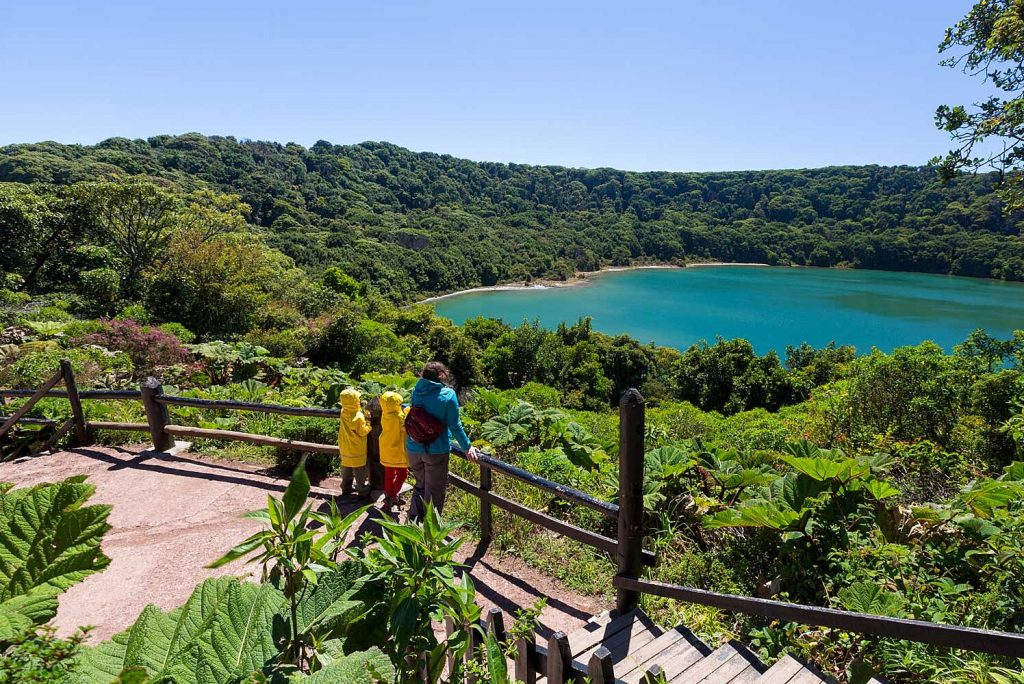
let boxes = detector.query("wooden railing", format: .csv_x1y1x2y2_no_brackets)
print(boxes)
3,365,1024,663
0,369,654,580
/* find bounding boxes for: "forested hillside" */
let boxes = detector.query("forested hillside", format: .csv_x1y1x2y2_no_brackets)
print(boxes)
3,133,1023,299
4,134,1024,682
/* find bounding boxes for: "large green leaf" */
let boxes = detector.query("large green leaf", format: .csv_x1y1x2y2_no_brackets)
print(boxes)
837,581,906,617
192,581,287,683
1002,461,1024,482
74,578,285,684
0,477,111,637
282,459,311,523
767,472,827,511
289,647,394,683
704,501,803,531
958,479,1024,518
644,446,696,477
480,406,532,446
295,562,366,638
780,454,867,482
0,589,60,641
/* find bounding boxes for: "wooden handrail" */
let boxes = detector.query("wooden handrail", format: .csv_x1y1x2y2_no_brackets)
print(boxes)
612,575,1024,658
88,421,149,432
452,446,619,518
450,473,656,566
0,389,142,400
0,416,57,425
0,369,64,438
157,394,339,418
163,424,338,454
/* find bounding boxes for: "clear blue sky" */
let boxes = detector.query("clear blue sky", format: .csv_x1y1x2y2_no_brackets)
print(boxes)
0,1,988,172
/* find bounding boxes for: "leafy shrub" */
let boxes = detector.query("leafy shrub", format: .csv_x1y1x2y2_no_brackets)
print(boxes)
253,302,304,330
842,344,968,446
157,321,196,344
0,347,132,388
274,417,339,478
0,626,88,683
17,306,74,323
0,289,30,307
244,327,307,359
76,318,187,374
61,319,108,339
505,382,562,408
114,304,150,324
78,268,120,314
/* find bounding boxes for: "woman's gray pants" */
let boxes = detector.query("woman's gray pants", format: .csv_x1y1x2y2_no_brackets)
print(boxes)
407,451,450,522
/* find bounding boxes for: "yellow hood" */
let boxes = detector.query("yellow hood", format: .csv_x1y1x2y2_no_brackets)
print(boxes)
340,388,362,414
380,391,404,415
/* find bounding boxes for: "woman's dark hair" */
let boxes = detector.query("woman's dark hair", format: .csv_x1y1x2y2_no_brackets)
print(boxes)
421,361,450,383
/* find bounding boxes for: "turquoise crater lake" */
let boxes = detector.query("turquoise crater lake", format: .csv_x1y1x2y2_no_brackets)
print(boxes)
431,266,1024,355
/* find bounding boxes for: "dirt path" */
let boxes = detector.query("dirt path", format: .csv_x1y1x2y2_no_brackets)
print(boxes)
0,445,606,641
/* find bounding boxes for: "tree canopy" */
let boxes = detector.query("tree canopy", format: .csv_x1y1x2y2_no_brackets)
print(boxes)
3,135,1023,304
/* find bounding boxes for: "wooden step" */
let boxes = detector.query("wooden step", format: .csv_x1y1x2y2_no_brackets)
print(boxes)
576,611,662,665
756,655,805,683
669,642,765,683
567,609,639,656
756,654,832,683
532,609,840,684
618,627,711,684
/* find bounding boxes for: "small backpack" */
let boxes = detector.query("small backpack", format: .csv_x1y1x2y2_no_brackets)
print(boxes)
405,405,445,446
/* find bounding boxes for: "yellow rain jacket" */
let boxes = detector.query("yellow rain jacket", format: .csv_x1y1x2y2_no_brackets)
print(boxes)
378,391,408,469
337,388,371,467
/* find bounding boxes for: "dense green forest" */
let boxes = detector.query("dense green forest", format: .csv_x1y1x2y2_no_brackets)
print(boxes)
3,135,1024,682
3,134,1024,302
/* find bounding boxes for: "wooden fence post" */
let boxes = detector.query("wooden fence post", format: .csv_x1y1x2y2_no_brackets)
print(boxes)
642,664,664,684
60,359,89,446
140,377,174,452
514,636,537,684
588,646,615,684
365,396,383,491
479,464,493,543
485,607,506,645
616,387,646,613
546,631,572,684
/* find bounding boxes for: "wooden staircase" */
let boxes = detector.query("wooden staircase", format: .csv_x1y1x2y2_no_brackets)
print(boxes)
532,608,845,684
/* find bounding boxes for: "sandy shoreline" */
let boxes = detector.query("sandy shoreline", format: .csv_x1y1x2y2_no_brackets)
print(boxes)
419,261,770,303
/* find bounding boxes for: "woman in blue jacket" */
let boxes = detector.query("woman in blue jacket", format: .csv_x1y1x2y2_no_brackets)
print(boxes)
406,361,479,521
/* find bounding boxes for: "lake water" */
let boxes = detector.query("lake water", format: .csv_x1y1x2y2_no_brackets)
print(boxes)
431,266,1024,354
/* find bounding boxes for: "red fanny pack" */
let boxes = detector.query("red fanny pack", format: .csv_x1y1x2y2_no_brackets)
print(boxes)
405,405,445,446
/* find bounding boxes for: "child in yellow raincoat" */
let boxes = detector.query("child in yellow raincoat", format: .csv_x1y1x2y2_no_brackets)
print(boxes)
378,391,409,510
337,388,371,496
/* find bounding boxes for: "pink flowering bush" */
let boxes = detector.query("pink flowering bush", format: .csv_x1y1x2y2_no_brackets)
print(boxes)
76,319,187,375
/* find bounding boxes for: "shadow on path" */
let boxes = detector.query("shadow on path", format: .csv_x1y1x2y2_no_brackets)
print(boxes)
462,540,595,636
72,447,351,502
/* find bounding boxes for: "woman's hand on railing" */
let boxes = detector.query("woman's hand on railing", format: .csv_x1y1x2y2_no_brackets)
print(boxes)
466,445,480,463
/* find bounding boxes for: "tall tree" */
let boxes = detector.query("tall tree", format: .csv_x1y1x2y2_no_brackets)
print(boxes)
935,0,1024,214
0,183,92,291
75,177,248,298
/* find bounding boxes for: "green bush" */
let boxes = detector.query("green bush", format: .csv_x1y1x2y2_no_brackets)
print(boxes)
244,327,307,359
0,289,30,307
115,304,151,324
62,319,108,339
0,627,88,683
17,306,74,323
157,321,196,344
273,417,339,478
0,347,132,388
79,268,120,313
506,382,562,408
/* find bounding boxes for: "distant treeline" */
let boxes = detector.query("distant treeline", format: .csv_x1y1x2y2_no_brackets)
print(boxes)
2,133,1023,298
